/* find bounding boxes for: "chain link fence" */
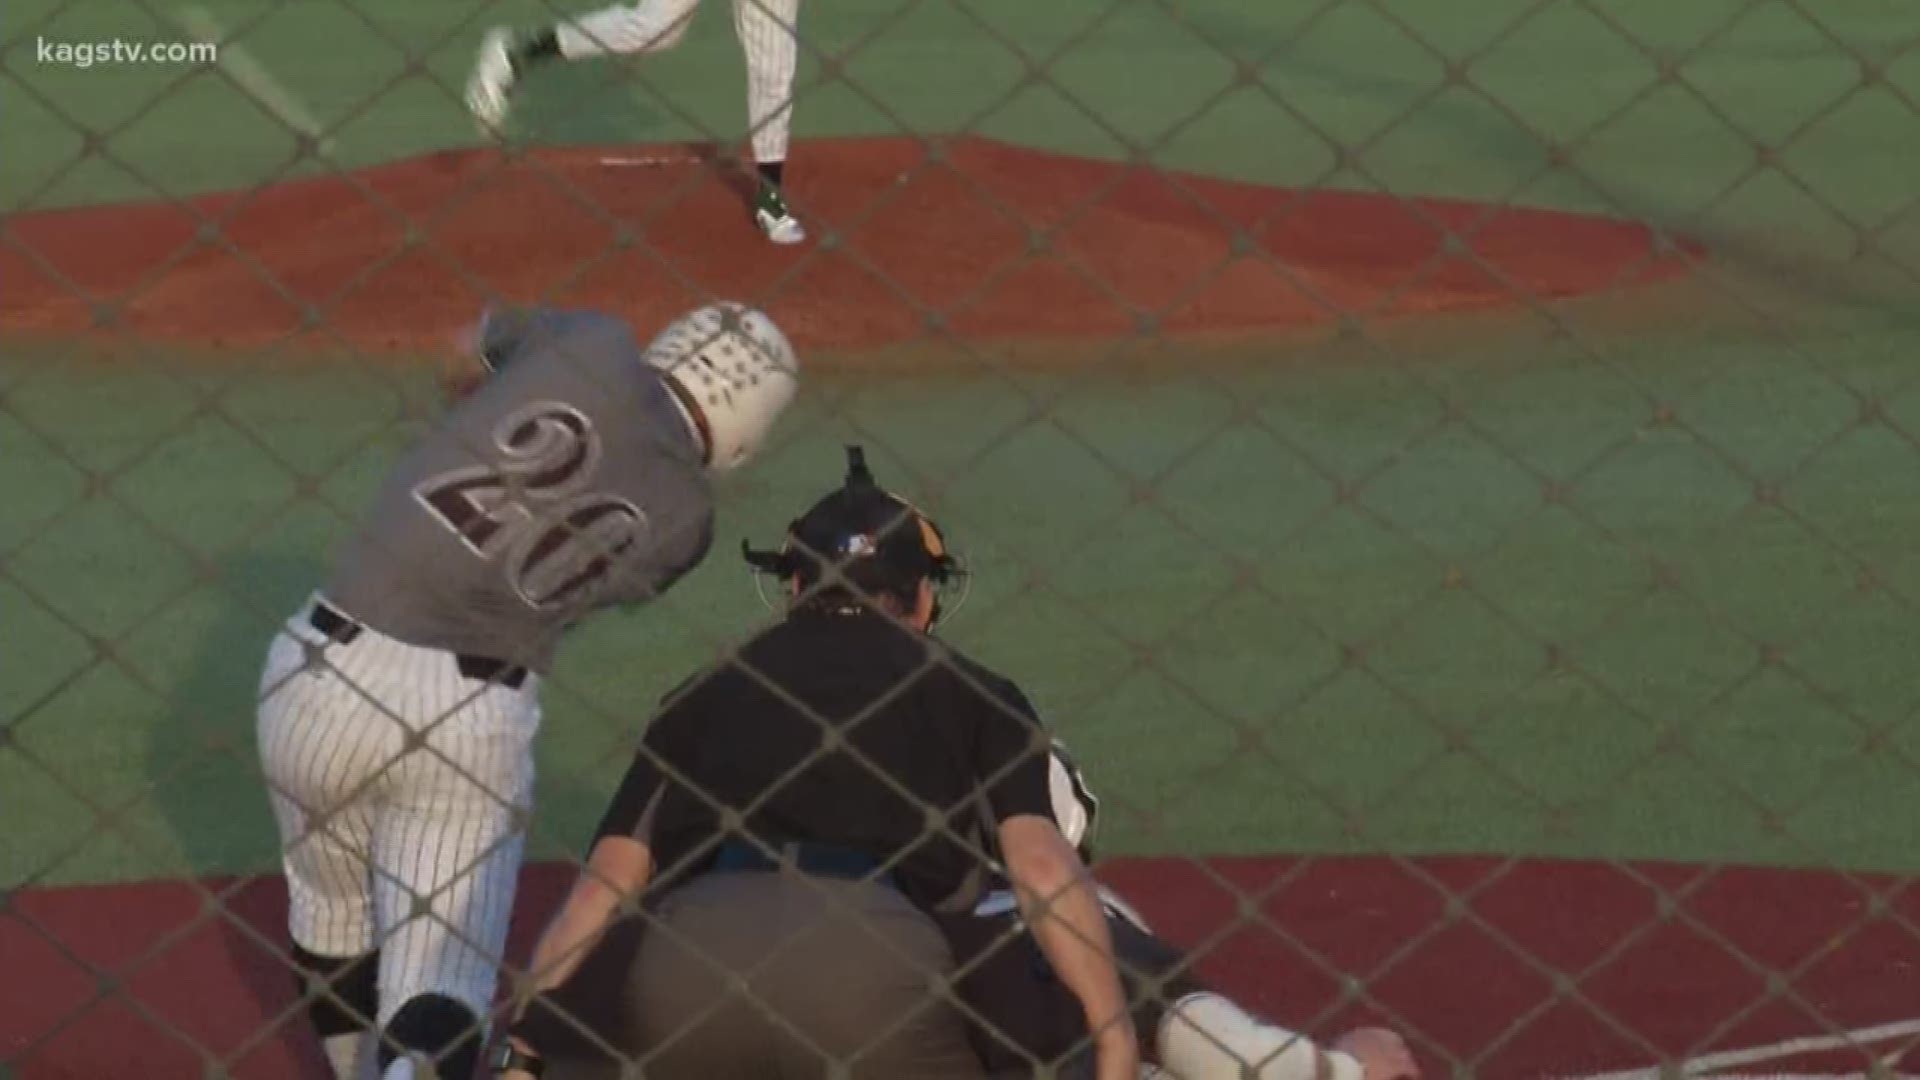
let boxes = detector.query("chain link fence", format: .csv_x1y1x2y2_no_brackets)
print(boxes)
3,0,1919,1077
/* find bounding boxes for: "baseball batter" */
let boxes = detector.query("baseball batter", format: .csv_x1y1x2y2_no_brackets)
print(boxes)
256,303,798,1080
465,0,807,244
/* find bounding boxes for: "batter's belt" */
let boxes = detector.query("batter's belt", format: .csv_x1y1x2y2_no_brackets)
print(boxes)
308,601,529,690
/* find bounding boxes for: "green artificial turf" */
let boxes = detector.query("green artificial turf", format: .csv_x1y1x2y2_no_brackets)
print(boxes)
3,0,1916,886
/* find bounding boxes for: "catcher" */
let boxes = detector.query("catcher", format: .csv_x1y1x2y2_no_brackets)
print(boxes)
952,742,1423,1080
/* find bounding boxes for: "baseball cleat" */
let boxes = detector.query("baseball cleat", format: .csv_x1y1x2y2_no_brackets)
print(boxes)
465,28,517,136
754,188,807,245
381,1052,436,1080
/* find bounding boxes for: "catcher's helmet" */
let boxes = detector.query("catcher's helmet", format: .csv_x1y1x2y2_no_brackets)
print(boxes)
644,302,799,472
743,446,967,620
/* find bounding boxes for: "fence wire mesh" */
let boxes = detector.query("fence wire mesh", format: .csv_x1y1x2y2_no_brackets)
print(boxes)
3,0,1918,1078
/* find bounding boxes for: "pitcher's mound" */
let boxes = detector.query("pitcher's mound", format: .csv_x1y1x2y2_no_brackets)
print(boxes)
0,136,1697,353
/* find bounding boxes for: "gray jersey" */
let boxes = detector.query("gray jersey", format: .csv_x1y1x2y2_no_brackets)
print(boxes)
325,308,713,673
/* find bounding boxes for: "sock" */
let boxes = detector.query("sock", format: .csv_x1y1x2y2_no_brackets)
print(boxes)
291,944,378,1079
514,29,560,70
320,1032,372,1080
757,159,786,191
1157,992,1362,1080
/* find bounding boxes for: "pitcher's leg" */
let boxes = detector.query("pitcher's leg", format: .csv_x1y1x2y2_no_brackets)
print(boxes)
556,0,706,57
467,0,703,130
734,0,799,166
555,0,703,57
735,0,806,243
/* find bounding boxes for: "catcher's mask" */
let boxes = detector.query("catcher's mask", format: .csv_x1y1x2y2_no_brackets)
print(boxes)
743,446,969,625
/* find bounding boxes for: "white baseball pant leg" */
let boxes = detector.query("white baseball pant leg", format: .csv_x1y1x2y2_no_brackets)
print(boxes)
258,595,541,1030
554,0,701,61
552,0,801,166
734,0,801,165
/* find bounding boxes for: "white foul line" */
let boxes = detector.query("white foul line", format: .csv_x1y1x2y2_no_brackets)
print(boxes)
1562,1018,1920,1080
173,6,337,156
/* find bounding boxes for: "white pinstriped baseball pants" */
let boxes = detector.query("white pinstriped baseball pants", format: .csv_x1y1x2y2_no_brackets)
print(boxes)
257,595,541,1026
553,0,802,164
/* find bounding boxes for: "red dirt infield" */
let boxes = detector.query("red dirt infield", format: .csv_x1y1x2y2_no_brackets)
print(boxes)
3,856,1913,1079
0,137,1697,354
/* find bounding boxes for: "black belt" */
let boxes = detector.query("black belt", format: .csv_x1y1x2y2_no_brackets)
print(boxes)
710,840,897,889
308,602,528,690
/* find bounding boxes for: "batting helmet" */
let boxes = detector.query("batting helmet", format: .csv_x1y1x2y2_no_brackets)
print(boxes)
743,445,967,621
644,302,799,472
